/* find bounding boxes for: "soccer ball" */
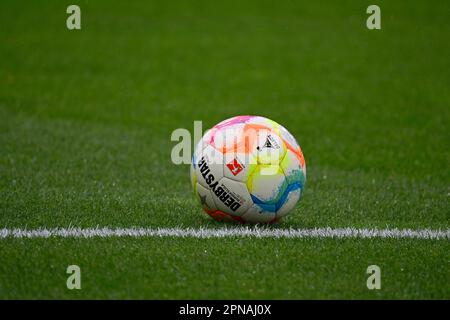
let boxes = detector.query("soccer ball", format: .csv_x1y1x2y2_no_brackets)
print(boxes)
190,115,306,223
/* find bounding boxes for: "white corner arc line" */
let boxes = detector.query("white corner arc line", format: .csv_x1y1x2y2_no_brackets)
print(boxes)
0,227,449,240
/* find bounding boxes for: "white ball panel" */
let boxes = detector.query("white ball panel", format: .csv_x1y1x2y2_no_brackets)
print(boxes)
212,177,252,216
195,183,217,211
223,152,257,183
194,144,224,189
256,129,286,165
279,124,300,151
242,204,276,223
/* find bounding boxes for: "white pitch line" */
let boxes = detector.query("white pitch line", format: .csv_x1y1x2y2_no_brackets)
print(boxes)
0,227,449,240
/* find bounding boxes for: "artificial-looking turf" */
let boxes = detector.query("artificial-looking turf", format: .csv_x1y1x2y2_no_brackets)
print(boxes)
0,0,449,298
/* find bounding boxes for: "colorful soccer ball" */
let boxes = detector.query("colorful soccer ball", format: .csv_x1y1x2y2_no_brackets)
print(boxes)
190,115,306,223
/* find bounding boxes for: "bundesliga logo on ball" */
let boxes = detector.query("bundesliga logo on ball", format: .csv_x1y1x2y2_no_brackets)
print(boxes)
190,115,306,223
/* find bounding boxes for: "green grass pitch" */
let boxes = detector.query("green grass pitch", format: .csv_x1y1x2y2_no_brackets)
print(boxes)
0,0,449,299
